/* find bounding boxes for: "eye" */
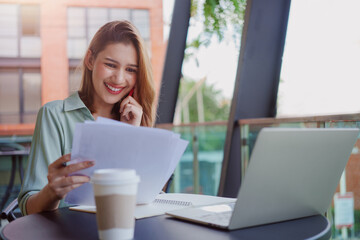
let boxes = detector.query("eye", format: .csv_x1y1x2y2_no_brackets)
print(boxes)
105,63,116,68
126,67,137,73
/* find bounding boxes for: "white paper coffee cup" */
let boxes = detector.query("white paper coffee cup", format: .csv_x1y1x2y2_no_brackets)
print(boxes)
92,169,140,240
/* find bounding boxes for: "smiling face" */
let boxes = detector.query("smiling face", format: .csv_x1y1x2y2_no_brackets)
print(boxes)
87,42,138,112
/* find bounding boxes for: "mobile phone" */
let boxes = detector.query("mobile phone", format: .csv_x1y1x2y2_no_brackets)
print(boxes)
129,88,134,97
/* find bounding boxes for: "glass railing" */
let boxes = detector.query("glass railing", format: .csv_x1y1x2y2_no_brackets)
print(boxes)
157,122,227,196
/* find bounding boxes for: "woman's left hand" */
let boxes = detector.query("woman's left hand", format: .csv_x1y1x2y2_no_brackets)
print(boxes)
120,95,143,126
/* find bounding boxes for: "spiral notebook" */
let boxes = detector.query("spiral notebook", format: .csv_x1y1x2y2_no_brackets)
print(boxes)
69,193,236,219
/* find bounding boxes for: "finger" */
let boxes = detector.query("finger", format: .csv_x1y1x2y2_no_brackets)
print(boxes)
58,175,90,188
50,154,71,169
122,104,133,117
120,97,131,114
61,183,86,195
122,111,133,121
120,96,140,114
48,154,72,180
122,107,135,121
122,106,142,119
128,96,142,108
62,160,95,176
54,183,87,199
49,174,89,190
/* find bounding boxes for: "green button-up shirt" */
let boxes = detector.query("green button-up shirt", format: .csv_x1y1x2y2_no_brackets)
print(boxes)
18,92,94,215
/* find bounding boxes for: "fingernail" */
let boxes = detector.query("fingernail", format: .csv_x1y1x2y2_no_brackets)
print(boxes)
88,161,95,166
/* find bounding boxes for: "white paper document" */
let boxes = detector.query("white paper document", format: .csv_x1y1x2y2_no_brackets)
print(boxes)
69,193,237,219
65,117,188,205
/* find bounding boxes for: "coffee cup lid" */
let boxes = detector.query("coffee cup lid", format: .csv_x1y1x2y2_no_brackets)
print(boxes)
91,169,140,185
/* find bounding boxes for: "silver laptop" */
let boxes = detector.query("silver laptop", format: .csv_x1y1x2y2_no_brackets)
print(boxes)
166,128,359,230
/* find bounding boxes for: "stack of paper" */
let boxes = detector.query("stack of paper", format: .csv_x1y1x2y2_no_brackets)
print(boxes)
65,117,188,205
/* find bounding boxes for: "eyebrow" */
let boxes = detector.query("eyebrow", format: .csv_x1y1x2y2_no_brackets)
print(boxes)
105,57,138,68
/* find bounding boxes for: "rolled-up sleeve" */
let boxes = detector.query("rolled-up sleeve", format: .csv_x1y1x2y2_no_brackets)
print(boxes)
18,103,64,215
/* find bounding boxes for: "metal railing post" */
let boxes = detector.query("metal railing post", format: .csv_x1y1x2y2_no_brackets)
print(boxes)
192,126,200,194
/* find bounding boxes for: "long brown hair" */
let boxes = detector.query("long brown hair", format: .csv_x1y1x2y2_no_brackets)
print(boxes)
79,20,156,127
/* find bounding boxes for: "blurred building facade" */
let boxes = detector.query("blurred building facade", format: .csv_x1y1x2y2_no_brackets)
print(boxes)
0,0,166,135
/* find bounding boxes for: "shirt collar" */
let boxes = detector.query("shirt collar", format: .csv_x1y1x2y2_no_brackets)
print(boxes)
63,92,88,112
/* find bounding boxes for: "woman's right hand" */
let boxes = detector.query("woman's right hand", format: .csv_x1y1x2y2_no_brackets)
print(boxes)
46,153,94,201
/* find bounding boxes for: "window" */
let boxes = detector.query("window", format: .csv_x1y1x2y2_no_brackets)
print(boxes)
23,70,41,123
67,7,151,59
277,0,360,117
0,4,41,124
67,8,87,59
21,5,40,36
0,4,41,58
0,4,18,57
20,5,41,58
0,69,41,124
0,70,19,123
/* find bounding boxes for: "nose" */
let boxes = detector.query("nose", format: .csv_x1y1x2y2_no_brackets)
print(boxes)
114,69,125,84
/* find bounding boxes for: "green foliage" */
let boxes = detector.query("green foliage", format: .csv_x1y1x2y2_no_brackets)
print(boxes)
185,0,246,64
193,0,246,42
184,35,210,66
190,0,199,17
178,77,230,123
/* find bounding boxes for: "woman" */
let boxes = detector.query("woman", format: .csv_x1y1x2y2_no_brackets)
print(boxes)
18,20,156,215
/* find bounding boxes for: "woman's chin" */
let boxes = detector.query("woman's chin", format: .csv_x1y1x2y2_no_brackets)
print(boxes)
102,95,122,104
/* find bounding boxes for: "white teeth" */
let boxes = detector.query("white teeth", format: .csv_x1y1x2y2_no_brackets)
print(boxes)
105,83,121,92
